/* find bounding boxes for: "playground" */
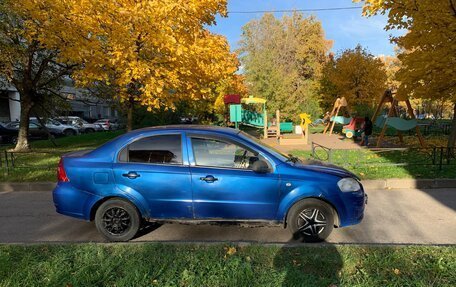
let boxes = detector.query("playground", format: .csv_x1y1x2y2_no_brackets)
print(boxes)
221,93,455,180
225,92,433,153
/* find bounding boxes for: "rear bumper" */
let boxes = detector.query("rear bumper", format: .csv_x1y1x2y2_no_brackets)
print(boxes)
53,182,102,221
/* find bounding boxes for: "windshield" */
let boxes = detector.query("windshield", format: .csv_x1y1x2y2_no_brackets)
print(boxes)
237,130,290,162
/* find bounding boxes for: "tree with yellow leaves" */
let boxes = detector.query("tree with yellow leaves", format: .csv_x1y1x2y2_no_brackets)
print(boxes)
320,45,388,114
355,0,456,147
7,0,238,139
0,2,77,151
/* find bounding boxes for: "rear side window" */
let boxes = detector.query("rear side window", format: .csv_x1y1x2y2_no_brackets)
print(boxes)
119,134,182,164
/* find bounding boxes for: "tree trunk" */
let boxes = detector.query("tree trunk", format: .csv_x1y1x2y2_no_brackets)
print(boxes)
13,94,33,152
448,102,456,148
126,102,133,132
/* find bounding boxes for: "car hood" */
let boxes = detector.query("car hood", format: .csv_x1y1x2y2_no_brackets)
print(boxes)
292,159,360,180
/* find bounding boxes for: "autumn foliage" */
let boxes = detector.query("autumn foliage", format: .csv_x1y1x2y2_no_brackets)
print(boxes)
239,13,332,120
320,46,388,113
356,0,456,146
10,0,238,129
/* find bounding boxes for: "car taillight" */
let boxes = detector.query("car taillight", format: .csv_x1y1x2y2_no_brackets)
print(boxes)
105,121,110,127
57,158,70,182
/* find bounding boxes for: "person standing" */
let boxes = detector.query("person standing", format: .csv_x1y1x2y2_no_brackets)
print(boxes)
360,116,373,146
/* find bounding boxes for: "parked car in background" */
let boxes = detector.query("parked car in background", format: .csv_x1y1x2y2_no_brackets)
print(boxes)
1,122,49,144
53,125,366,242
55,116,102,133
30,117,79,136
94,118,120,131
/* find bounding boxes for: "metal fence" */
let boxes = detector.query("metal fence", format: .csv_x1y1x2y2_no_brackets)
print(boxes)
311,142,456,171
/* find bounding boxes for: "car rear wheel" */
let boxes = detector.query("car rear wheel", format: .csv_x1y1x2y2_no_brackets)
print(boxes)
287,199,334,242
95,198,141,242
63,129,76,136
85,128,95,133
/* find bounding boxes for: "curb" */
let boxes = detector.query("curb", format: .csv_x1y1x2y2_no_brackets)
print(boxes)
0,179,456,192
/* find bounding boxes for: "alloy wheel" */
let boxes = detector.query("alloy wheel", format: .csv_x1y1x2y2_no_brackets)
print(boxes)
102,207,131,235
297,208,327,236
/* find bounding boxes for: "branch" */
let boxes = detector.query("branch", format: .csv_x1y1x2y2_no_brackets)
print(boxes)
43,87,106,106
36,64,77,89
450,0,456,16
33,52,58,85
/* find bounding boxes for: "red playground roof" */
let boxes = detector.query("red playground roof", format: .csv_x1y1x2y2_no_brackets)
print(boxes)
224,94,241,105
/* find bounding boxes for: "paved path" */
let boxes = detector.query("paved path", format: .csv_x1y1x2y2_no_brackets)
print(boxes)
0,188,455,244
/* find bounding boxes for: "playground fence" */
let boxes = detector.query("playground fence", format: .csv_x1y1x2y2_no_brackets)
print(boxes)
311,142,456,171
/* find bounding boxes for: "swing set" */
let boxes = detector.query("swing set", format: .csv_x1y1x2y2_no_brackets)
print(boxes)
371,90,426,147
323,97,351,135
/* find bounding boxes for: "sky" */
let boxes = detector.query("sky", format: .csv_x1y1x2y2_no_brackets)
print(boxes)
209,0,402,56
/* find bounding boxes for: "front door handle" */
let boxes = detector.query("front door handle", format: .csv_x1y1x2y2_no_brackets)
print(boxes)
200,175,218,183
122,171,140,179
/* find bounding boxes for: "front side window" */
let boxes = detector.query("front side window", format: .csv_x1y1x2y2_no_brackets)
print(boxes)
119,134,182,164
191,137,262,170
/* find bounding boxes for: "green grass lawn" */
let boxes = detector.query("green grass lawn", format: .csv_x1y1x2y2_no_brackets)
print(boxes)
0,244,454,287
290,147,456,180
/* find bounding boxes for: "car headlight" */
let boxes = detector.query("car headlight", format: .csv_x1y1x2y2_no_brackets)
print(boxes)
337,178,361,192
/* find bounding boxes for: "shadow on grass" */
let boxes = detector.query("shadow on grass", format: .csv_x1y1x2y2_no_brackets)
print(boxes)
273,242,342,287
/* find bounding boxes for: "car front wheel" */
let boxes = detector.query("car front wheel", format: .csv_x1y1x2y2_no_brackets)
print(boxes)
95,198,141,242
287,199,334,242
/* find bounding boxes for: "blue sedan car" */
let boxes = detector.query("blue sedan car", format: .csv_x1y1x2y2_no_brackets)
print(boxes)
53,125,366,242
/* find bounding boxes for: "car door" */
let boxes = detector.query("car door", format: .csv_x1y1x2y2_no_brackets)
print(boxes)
112,133,193,219
188,134,280,220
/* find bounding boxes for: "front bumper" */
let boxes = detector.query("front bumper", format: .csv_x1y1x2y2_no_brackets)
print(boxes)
338,188,366,227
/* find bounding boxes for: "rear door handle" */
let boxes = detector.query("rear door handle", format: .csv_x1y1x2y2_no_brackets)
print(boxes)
122,171,140,179
200,175,218,183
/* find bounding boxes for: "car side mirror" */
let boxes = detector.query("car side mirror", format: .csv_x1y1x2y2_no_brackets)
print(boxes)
251,159,270,174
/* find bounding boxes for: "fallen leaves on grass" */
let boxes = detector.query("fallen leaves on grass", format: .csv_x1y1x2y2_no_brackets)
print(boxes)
224,246,237,258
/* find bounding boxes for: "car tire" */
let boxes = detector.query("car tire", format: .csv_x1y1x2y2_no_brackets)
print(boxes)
10,136,18,145
85,128,95,133
286,198,334,242
63,129,76,136
95,198,141,242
